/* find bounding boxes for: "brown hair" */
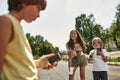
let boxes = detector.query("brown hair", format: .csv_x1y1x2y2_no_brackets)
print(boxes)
8,0,47,11
66,30,86,51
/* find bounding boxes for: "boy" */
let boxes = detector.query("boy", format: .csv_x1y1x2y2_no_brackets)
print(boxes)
88,37,109,80
0,0,57,80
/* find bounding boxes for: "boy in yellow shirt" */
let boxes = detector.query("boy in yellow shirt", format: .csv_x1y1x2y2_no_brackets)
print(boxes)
0,0,57,80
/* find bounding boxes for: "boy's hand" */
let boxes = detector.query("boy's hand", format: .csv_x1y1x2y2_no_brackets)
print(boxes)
35,54,58,70
97,48,102,55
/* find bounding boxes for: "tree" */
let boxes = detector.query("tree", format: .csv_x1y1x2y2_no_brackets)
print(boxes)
108,3,120,50
38,40,55,56
26,33,59,56
75,14,108,53
115,3,120,49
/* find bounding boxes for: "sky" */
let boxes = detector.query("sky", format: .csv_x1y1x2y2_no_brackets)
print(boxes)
0,0,119,50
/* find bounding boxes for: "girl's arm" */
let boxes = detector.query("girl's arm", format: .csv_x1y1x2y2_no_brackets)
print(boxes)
68,51,72,69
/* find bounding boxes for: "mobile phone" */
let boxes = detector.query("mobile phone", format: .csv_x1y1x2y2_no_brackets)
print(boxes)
97,48,101,51
89,55,93,58
48,53,61,64
97,48,101,55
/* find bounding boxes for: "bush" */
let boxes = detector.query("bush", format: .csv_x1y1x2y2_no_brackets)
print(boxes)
117,57,120,62
108,57,120,62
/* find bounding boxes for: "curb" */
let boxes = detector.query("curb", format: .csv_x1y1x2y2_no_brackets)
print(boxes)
107,62,120,66
88,62,120,66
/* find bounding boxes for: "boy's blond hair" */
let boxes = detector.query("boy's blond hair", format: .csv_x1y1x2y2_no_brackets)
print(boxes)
92,37,103,48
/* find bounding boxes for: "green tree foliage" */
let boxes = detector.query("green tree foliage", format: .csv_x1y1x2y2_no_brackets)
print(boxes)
108,3,120,50
26,33,59,56
38,40,55,56
114,3,120,49
75,14,108,54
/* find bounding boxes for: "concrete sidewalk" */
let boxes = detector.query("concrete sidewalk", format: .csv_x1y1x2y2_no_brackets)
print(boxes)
37,61,120,80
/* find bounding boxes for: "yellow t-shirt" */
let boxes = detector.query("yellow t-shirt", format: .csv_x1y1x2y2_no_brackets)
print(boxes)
2,14,38,80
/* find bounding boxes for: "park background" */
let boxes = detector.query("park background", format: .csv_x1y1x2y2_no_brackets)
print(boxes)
0,0,120,61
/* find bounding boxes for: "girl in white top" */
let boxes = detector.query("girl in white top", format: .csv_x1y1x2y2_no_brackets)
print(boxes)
89,37,109,80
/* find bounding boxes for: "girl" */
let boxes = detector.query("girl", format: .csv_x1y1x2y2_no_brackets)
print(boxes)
66,30,87,80
88,37,109,80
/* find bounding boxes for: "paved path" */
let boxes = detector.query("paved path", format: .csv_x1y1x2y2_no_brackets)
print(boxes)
37,61,120,80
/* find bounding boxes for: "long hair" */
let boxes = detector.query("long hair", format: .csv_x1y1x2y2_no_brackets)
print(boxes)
66,30,86,51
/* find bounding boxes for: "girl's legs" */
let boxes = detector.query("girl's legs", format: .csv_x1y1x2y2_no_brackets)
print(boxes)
69,67,77,80
80,66,86,80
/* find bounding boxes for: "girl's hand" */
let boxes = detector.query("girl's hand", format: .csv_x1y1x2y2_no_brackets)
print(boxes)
76,49,82,58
